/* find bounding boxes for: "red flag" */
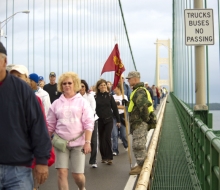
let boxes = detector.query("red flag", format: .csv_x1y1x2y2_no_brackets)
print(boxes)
101,44,125,89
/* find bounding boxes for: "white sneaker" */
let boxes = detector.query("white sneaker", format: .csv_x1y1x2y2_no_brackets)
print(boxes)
113,152,117,156
124,148,128,151
92,163,97,168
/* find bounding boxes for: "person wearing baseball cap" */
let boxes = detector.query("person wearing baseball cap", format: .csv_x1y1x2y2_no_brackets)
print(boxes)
39,76,45,88
43,72,62,103
29,73,51,115
10,65,29,83
126,71,153,175
0,42,51,189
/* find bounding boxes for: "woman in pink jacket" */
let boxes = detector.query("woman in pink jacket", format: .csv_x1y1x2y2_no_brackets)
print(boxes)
47,72,94,190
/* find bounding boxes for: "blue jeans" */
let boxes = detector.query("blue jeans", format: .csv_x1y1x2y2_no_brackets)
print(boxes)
0,165,33,190
111,119,128,154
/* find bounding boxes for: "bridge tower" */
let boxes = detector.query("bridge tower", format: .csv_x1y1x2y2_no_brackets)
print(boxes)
155,39,173,92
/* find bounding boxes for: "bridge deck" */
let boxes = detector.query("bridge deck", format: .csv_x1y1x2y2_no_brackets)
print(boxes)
150,96,201,190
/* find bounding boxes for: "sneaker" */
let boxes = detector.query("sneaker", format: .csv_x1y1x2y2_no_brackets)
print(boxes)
106,160,112,165
113,152,117,156
101,160,107,163
124,148,128,151
92,163,97,168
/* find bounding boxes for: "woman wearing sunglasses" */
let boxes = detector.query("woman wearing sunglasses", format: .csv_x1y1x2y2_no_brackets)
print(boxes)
79,79,98,168
47,72,94,190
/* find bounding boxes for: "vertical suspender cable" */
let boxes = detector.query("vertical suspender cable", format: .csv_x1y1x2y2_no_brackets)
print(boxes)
12,0,14,64
28,0,29,70
49,0,51,73
72,0,73,71
76,0,78,72
5,0,8,49
62,0,63,73
33,0,35,72
44,0,46,79
57,0,59,76
68,0,69,71
84,0,86,78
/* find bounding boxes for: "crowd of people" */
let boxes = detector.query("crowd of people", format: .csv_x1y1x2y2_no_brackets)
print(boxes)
0,41,167,190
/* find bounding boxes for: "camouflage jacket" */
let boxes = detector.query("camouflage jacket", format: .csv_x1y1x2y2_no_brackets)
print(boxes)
129,82,151,134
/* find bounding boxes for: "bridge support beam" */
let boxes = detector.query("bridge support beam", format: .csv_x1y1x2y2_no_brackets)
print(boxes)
193,0,208,126
155,39,173,92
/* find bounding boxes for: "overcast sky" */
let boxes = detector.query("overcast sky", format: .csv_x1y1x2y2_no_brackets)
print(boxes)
0,0,219,103
121,0,220,103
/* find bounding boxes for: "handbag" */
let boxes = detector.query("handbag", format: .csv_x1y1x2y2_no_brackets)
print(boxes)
52,132,84,152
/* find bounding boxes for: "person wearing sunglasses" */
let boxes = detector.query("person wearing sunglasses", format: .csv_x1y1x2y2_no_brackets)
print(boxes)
47,72,94,190
79,80,98,168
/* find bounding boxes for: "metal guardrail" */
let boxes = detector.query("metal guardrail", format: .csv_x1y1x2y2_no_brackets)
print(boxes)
171,93,220,190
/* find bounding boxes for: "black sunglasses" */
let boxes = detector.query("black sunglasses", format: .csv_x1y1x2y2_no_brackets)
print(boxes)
62,82,72,85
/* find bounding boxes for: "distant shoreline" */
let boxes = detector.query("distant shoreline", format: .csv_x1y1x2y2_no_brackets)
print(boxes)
187,103,220,110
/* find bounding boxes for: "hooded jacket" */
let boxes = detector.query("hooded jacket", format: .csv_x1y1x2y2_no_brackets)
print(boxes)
47,93,94,147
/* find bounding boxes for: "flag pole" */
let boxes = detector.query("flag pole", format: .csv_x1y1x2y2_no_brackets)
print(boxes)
120,76,132,169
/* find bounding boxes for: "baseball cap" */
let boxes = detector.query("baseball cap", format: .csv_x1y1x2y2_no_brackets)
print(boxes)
39,76,44,81
126,71,140,79
49,72,56,77
144,82,148,85
10,65,29,77
29,73,39,84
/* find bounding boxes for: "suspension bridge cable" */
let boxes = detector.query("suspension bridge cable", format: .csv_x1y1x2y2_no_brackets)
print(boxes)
118,0,137,71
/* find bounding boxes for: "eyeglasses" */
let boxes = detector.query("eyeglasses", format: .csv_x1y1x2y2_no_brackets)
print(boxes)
62,82,72,85
81,85,85,88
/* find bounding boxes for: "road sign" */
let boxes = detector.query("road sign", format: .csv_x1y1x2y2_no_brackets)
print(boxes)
184,9,214,45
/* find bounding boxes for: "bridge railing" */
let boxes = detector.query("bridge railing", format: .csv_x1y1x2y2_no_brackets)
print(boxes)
171,93,220,190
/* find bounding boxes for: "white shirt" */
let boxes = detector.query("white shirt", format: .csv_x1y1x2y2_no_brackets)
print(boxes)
113,94,128,114
82,92,99,120
35,87,51,116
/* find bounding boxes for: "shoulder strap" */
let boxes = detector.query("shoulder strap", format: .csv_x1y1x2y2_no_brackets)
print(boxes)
68,131,85,142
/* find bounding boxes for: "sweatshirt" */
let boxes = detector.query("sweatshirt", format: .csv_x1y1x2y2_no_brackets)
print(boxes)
35,87,51,116
47,93,94,147
0,73,51,166
95,91,120,122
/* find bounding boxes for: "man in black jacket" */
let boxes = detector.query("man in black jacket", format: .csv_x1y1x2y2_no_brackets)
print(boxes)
0,42,51,190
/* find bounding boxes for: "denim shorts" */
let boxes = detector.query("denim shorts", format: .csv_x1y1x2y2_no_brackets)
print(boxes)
0,164,33,190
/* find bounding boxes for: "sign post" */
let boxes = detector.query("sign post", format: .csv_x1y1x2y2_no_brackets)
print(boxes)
184,9,214,46
184,4,214,127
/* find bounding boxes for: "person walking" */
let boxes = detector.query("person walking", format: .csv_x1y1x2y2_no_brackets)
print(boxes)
126,71,153,175
95,79,120,165
0,42,51,189
79,79,98,168
47,72,94,190
112,82,128,156
29,73,51,116
10,64,55,190
39,76,45,88
43,72,62,103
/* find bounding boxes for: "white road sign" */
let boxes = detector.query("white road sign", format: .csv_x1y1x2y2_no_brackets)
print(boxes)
184,9,214,45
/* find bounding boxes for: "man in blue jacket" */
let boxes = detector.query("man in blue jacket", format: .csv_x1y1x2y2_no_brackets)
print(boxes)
0,42,52,189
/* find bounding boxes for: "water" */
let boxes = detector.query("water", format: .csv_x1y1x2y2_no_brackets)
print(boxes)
210,110,220,130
